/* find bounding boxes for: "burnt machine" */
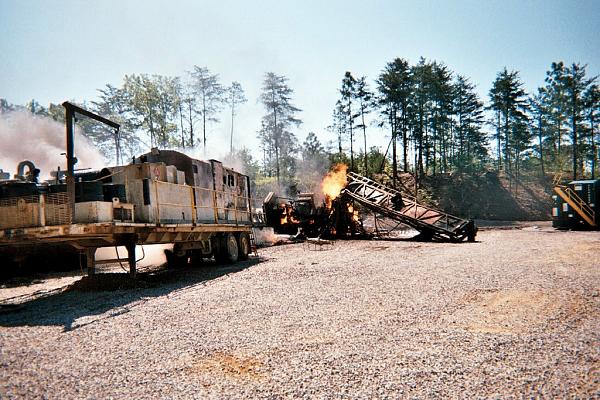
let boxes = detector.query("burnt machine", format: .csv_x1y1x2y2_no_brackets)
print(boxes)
0,102,253,276
263,192,323,236
263,172,477,242
262,190,365,239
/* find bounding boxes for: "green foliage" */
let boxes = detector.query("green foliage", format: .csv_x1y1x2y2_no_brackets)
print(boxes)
226,81,248,153
91,84,141,163
297,132,329,192
535,62,598,178
5,55,599,201
257,72,302,185
488,67,530,176
189,66,226,151
122,74,180,149
338,72,358,171
454,75,487,172
377,58,412,177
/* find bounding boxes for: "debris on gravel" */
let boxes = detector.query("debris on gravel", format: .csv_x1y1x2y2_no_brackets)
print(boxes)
0,225,598,398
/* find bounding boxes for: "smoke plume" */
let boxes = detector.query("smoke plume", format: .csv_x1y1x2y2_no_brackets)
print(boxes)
0,111,105,179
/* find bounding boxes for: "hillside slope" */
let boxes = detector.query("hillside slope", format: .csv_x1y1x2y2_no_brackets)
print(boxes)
420,171,553,221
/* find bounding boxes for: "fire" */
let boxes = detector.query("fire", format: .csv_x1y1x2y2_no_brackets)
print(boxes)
321,164,348,208
279,204,298,225
348,204,359,222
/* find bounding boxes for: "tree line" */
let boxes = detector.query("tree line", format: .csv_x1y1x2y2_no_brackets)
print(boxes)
1,58,598,200
333,58,598,186
1,67,249,164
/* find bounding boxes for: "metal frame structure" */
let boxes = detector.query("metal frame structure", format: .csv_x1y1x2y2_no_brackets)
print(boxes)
342,172,476,242
553,185,596,228
63,101,120,221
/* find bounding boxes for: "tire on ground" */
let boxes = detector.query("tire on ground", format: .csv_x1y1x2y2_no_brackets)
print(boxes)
237,232,251,260
215,233,239,264
165,244,188,268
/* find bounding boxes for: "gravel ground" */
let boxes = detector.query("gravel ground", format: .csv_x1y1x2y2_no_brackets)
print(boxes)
0,224,598,399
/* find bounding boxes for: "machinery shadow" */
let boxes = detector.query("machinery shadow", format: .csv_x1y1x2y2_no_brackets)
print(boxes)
0,257,263,332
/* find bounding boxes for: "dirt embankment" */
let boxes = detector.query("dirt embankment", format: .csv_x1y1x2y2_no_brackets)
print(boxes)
421,171,553,220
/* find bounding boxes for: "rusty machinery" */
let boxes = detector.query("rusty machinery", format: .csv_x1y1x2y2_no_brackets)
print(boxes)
0,103,254,277
263,172,477,242
262,191,364,239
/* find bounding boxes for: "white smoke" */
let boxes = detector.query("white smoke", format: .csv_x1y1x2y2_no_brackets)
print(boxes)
96,244,173,268
0,111,106,179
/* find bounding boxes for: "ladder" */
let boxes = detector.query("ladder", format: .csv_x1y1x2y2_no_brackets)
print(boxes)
249,230,259,257
553,185,596,227
341,172,476,242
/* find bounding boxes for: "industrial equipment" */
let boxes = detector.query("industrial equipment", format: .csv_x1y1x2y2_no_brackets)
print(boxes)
342,172,476,242
0,103,253,277
552,178,599,230
263,192,329,236
263,171,476,242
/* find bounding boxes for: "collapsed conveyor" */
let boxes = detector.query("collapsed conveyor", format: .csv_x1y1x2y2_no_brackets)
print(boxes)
341,172,476,242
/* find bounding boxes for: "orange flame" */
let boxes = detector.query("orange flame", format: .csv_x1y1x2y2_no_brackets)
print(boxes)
348,204,359,222
321,164,348,207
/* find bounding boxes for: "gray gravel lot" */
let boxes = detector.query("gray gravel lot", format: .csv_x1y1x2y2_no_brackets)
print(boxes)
0,225,599,399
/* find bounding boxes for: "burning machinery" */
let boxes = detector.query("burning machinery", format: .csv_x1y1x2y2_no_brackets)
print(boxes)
263,165,476,242
263,191,362,239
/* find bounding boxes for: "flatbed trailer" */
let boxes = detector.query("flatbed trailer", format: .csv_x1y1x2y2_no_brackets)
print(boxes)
0,221,252,277
0,102,254,277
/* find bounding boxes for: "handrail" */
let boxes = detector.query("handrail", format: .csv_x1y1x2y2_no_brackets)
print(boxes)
554,185,596,227
552,172,564,187
154,180,251,225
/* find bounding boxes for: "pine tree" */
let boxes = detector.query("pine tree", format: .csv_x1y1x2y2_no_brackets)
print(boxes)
583,84,599,178
453,75,486,171
258,72,302,185
410,58,434,177
354,76,374,176
562,63,595,179
189,66,225,153
488,68,529,176
226,81,247,154
377,58,411,183
528,89,550,176
339,72,357,171
428,62,454,174
179,74,200,148
544,62,568,162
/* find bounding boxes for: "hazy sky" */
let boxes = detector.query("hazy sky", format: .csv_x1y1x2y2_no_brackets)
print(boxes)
1,0,599,157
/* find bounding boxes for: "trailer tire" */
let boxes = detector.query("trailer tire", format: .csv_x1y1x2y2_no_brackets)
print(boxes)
215,233,238,264
165,249,187,268
238,232,251,260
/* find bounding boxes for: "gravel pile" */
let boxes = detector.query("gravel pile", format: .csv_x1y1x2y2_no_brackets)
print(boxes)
0,224,598,398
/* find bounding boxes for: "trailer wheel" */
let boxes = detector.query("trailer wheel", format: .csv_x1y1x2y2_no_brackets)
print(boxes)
215,233,239,263
238,232,251,260
165,249,188,268
189,250,205,267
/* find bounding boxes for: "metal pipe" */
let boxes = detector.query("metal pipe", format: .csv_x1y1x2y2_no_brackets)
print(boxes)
65,106,76,221
62,102,120,222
